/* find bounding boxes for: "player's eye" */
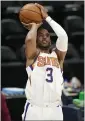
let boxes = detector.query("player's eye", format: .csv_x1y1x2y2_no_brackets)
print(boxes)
39,34,43,37
46,33,50,37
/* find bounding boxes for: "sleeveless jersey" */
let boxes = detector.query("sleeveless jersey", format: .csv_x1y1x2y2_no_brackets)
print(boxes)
25,51,64,105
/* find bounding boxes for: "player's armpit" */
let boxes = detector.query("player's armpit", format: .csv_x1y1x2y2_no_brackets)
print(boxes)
26,58,34,67
26,48,40,67
55,48,67,69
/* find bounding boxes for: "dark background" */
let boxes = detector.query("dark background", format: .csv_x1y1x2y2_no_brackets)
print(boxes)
1,1,84,121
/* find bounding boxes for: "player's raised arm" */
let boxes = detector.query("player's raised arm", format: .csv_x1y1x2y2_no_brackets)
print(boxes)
22,22,42,60
46,17,68,61
35,3,68,64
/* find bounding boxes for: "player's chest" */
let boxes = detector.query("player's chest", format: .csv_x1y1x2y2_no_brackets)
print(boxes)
33,54,60,68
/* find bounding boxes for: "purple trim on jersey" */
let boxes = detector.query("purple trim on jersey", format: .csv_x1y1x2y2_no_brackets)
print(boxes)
57,105,59,107
56,105,61,107
29,65,33,70
24,102,30,121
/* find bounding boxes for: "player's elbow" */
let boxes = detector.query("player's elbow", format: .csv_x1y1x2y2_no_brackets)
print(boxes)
56,33,68,52
62,31,68,42
64,32,68,42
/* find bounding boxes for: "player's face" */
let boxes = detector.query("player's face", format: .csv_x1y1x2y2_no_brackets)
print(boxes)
37,29,51,48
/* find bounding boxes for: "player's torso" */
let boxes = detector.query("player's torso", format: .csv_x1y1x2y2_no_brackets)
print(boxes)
26,51,63,104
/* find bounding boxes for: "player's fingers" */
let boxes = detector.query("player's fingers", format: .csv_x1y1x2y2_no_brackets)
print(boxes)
21,22,35,27
37,22,42,26
35,3,47,13
35,3,43,9
37,22,42,25
38,22,43,26
21,22,29,26
38,22,43,28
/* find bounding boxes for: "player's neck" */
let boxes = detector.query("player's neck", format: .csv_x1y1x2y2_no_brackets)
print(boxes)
41,49,50,54
38,48,50,54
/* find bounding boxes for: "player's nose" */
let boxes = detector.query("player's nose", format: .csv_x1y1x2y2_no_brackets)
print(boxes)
43,35,47,39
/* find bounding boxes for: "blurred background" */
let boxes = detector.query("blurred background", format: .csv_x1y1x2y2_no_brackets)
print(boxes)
1,1,84,121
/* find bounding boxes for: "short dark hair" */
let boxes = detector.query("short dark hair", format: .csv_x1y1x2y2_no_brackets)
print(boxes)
37,27,45,33
37,20,53,33
37,24,48,33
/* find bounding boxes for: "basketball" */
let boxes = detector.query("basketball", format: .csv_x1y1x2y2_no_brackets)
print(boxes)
19,3,43,24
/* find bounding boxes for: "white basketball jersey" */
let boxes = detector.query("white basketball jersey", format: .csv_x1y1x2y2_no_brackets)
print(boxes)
25,51,64,105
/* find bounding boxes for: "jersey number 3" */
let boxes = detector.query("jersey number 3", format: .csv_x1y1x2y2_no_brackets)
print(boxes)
46,68,53,83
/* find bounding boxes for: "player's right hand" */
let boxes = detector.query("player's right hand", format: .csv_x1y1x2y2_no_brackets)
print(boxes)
35,3,48,19
21,22,42,30
36,22,43,28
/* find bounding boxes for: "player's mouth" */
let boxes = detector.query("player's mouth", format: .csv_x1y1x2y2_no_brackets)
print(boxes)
42,40,48,44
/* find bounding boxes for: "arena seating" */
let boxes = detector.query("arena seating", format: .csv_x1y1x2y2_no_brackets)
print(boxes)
62,105,82,121
1,1,84,121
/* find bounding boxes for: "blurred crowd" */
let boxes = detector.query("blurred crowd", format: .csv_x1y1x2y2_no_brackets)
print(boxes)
1,1,84,121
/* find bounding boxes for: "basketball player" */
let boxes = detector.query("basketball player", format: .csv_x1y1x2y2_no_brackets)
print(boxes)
22,3,68,120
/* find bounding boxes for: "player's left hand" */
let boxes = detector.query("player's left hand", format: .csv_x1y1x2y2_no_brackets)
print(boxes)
35,3,48,19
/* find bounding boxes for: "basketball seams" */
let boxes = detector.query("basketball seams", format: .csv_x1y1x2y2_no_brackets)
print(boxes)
19,13,41,23
20,9,41,16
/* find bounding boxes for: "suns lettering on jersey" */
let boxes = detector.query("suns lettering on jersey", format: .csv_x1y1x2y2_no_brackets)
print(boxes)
51,57,60,68
37,56,59,68
44,57,50,65
37,56,44,67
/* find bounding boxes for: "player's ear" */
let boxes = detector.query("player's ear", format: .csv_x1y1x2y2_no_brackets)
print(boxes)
50,41,51,46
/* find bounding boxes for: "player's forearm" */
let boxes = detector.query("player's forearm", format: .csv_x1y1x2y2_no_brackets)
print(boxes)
46,16,68,51
25,25,38,59
46,16,68,40
25,26,37,43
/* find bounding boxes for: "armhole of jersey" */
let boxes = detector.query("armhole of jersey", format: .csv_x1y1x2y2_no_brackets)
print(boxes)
52,50,58,57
